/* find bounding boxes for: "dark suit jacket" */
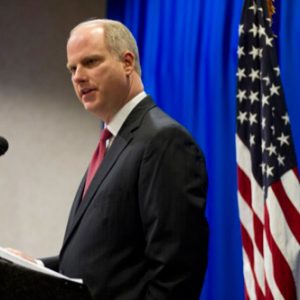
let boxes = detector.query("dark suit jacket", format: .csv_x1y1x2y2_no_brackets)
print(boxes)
44,96,209,300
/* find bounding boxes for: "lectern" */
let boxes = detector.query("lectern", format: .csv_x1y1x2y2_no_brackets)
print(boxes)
0,258,92,300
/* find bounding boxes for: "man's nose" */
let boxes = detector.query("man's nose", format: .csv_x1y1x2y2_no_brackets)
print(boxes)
73,66,88,83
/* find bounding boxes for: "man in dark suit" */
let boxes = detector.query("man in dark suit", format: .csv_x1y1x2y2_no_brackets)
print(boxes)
44,19,209,300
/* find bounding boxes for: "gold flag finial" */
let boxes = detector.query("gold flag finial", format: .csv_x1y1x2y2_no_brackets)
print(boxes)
267,0,276,18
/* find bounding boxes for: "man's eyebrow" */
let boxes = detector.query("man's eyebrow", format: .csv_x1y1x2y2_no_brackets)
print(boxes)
82,54,102,62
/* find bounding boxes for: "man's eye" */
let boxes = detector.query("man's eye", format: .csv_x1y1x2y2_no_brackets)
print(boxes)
69,66,76,74
86,58,99,67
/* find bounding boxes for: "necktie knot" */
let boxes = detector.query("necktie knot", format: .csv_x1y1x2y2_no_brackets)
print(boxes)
100,128,112,144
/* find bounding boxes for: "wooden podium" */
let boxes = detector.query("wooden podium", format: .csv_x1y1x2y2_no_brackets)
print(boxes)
0,258,92,300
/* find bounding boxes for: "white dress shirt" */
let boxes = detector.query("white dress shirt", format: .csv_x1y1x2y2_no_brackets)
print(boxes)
105,91,147,147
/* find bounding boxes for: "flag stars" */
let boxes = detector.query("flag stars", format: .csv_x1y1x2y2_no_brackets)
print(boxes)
249,91,259,103
270,83,280,96
277,155,285,166
277,133,290,146
263,76,270,86
249,24,258,37
237,111,248,124
237,89,247,102
267,143,277,156
282,113,290,125
262,94,270,106
236,68,247,81
249,4,258,15
237,0,298,189
237,46,245,58
249,46,260,59
271,125,275,135
265,35,273,47
273,66,280,76
272,106,275,117
266,165,274,177
249,68,260,82
258,25,266,37
266,18,272,26
239,24,244,36
249,113,258,125
260,162,266,174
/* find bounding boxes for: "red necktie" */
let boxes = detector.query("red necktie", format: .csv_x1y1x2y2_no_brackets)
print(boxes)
83,128,112,196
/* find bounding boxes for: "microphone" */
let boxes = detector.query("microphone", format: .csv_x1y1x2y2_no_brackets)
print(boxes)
0,136,9,156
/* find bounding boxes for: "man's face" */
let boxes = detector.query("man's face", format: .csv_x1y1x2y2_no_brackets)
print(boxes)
66,26,131,122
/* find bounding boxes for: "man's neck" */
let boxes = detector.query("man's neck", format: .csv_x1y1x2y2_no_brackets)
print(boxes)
105,73,144,124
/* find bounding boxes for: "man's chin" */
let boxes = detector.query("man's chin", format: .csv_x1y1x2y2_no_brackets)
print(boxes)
83,101,96,112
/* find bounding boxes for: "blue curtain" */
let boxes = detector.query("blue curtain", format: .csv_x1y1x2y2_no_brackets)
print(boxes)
107,1,300,299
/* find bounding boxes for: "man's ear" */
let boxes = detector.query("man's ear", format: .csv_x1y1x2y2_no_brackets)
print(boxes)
122,51,135,74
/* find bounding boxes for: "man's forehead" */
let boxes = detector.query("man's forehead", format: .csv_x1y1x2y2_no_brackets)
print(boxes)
66,27,108,65
67,26,105,50
70,23,105,40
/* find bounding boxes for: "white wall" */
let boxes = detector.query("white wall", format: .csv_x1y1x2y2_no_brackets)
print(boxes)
0,0,105,257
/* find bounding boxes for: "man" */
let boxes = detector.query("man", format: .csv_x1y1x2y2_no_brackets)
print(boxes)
44,19,209,300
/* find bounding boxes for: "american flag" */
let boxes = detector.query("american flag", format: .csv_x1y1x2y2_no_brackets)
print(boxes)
236,0,300,299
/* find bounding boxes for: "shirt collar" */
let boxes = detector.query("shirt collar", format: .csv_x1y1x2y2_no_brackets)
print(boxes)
106,91,147,137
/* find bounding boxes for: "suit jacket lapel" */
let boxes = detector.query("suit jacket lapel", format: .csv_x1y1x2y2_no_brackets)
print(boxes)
62,172,86,243
61,96,156,252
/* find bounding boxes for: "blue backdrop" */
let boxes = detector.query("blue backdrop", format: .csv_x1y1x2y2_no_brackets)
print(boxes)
107,1,300,299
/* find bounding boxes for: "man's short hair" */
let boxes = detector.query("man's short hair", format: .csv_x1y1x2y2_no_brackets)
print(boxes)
70,19,142,76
